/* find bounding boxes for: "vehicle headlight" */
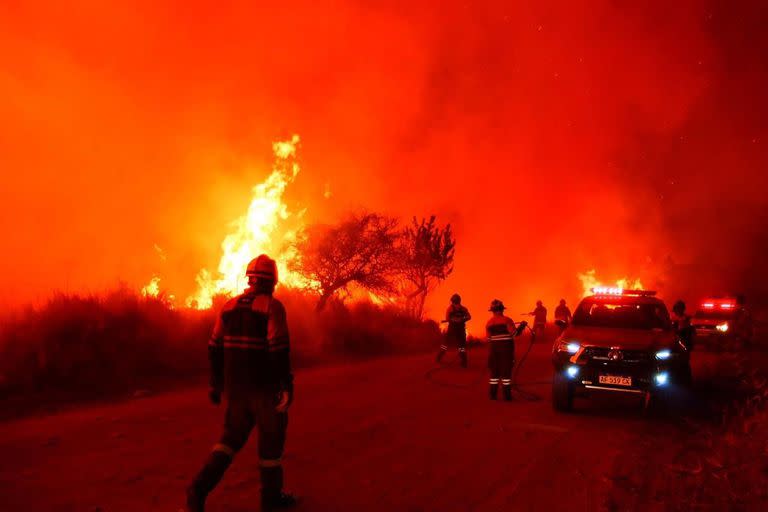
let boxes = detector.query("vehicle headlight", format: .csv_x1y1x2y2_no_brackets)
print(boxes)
557,341,580,354
716,322,729,333
655,349,672,360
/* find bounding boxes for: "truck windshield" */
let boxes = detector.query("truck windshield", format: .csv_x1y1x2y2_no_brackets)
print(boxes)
572,299,671,330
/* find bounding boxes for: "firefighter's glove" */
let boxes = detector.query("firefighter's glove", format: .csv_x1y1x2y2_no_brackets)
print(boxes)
276,390,293,413
209,388,222,406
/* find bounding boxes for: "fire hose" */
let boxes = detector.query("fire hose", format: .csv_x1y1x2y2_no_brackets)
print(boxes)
425,320,543,401
510,321,541,401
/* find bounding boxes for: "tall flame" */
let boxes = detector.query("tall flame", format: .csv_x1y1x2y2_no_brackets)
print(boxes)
186,135,309,309
578,269,643,297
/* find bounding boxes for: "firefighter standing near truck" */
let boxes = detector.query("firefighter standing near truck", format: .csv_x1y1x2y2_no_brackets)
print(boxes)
486,299,518,401
185,255,296,512
437,293,472,367
671,299,695,351
554,299,572,334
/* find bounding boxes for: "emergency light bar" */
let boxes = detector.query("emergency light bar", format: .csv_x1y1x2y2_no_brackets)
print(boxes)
701,299,736,310
591,287,657,297
591,286,623,295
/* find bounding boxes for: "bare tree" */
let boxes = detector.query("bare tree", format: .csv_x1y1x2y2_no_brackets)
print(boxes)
400,216,455,319
290,212,401,311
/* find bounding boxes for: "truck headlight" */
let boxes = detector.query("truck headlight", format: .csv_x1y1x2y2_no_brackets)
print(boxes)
716,322,729,333
655,349,672,360
557,341,580,354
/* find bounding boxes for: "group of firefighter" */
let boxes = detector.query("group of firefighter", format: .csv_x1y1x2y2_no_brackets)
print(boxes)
438,294,572,402
182,253,741,511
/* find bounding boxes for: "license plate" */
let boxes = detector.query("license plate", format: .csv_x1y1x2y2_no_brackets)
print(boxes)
599,375,632,386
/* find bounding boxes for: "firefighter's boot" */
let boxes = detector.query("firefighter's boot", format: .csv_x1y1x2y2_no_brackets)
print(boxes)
261,466,297,510
489,381,498,400
187,451,232,512
459,350,468,368
502,384,513,401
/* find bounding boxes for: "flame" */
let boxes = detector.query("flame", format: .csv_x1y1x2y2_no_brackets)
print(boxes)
186,135,312,309
141,276,161,298
578,269,643,297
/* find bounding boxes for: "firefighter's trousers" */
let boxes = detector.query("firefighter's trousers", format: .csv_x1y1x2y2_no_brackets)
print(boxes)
189,389,288,501
439,324,467,360
488,340,515,389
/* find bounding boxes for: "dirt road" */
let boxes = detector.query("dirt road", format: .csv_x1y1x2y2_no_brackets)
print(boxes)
0,342,713,511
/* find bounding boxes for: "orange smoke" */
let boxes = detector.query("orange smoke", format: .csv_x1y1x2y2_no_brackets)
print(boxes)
1,1,766,316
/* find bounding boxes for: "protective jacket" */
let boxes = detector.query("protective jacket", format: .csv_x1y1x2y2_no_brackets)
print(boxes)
445,304,471,342
554,305,572,323
208,291,293,395
531,305,547,326
671,312,694,350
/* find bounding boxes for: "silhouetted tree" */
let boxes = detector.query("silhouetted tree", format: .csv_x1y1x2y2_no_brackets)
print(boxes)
290,212,401,311
400,216,455,319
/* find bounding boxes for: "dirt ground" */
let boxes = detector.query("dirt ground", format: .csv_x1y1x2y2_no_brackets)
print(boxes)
0,342,734,511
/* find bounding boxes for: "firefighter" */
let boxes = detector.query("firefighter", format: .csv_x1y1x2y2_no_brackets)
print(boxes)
528,300,547,339
487,299,517,401
554,299,572,333
186,255,296,512
438,293,471,367
671,300,694,351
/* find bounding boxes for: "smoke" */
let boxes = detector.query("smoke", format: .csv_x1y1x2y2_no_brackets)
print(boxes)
1,1,766,318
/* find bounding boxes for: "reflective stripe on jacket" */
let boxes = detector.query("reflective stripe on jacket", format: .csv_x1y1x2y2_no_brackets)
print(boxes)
486,315,516,342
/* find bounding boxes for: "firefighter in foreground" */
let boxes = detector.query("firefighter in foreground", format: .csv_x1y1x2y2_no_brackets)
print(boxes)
186,255,296,511
437,293,472,367
486,299,518,401
528,300,547,339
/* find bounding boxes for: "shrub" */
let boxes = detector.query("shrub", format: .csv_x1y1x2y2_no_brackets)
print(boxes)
0,286,440,408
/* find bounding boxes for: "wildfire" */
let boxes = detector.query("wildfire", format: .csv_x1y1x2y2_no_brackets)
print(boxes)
578,269,643,297
141,276,161,298
186,135,311,309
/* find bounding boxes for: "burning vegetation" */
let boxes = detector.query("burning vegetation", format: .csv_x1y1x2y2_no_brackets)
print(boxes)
142,135,457,318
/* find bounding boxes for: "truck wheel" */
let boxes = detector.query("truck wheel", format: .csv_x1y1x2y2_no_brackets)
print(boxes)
552,372,574,412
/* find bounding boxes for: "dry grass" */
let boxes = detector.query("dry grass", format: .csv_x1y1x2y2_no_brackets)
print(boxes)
0,287,440,414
